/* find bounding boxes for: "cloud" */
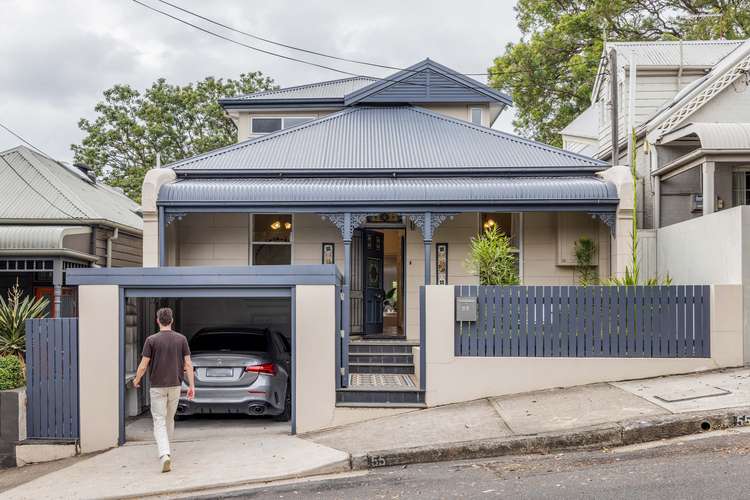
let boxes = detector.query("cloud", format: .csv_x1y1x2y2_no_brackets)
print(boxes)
0,0,520,160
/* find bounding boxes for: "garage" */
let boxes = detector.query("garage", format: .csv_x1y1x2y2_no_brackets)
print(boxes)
123,295,293,442
66,265,342,452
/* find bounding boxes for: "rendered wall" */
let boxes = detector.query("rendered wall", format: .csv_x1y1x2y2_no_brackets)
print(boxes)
657,206,749,363
78,285,120,453
424,284,744,407
294,285,337,433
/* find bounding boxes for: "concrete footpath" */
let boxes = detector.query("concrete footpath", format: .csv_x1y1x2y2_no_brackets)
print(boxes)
307,367,750,468
2,368,749,499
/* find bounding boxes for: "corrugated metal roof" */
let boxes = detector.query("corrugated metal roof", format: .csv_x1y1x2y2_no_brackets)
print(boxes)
169,106,605,173
660,122,750,149
344,59,512,106
224,76,377,101
0,146,143,230
0,225,90,250
159,177,618,206
606,40,743,67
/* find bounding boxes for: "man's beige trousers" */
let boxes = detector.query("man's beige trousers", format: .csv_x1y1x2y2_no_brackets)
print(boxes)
150,386,181,457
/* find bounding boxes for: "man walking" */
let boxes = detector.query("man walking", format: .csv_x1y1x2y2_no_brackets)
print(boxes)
133,307,195,473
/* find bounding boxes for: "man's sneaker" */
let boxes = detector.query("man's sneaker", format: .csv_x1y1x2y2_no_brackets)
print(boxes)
160,454,172,473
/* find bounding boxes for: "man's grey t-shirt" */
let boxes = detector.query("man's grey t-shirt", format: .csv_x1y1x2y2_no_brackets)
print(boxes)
142,330,190,388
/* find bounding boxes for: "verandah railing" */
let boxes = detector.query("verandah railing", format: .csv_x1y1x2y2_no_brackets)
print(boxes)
454,285,710,358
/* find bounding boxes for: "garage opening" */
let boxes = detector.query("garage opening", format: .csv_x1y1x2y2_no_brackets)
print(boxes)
124,295,293,442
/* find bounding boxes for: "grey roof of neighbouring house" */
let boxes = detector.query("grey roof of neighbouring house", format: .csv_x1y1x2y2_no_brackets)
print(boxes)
0,146,143,231
219,59,512,108
168,106,605,174
159,176,618,210
221,76,377,102
605,40,743,67
0,225,90,251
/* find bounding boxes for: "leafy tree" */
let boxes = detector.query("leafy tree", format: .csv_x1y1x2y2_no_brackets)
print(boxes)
72,73,275,201
465,227,520,285
489,1,750,146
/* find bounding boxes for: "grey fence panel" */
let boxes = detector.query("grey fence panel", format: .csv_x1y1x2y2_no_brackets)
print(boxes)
454,286,711,359
25,318,79,440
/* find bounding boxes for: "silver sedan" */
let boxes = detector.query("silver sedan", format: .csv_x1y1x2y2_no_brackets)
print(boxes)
177,327,291,420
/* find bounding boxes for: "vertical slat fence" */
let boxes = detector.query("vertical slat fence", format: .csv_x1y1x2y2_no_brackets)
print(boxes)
454,285,710,358
25,318,79,440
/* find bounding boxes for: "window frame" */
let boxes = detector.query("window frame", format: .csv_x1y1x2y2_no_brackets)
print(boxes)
732,167,750,207
478,212,524,281
250,116,315,135
469,107,483,126
250,213,295,266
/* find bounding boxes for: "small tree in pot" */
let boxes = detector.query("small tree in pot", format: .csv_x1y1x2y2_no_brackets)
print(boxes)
466,226,519,285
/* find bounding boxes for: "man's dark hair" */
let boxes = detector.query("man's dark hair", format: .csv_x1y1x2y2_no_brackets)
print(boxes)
156,307,173,327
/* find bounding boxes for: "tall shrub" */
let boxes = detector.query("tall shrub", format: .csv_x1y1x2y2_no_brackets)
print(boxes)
0,282,49,360
465,227,519,285
574,237,598,286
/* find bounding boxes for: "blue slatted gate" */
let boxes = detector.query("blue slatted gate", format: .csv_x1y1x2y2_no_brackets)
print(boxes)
25,318,79,440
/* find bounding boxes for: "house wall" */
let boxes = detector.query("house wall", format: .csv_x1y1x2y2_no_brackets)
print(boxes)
657,205,750,363
687,82,750,123
424,284,744,407
92,228,143,267
170,211,611,340
232,103,493,143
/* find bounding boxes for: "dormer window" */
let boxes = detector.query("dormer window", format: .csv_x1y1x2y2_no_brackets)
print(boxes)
469,107,483,126
251,116,314,135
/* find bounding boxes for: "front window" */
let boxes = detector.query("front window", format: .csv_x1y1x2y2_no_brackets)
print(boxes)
469,107,483,126
481,213,521,278
252,214,293,265
251,117,314,135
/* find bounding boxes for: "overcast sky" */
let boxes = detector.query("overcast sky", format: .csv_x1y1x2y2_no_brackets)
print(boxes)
0,0,521,162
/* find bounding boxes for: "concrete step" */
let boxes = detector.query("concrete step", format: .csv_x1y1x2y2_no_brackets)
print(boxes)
349,341,417,354
336,388,425,405
335,401,427,408
349,353,414,364
349,363,415,374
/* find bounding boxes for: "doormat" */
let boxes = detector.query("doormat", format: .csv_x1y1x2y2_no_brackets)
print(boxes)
349,373,417,389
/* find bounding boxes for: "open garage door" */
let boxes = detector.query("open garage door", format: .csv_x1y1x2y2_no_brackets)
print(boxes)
124,294,293,443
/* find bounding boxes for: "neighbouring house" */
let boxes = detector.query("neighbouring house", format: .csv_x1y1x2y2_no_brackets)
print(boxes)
563,38,750,361
0,145,143,316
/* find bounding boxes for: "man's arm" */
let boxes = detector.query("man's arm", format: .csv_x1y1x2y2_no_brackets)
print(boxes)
133,357,150,388
183,355,195,400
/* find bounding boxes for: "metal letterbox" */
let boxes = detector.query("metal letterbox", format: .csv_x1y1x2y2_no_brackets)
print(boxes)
455,296,477,322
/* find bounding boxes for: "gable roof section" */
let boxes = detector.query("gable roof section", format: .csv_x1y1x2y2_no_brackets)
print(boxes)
647,39,750,141
0,146,143,231
592,39,743,101
219,76,377,108
343,59,511,106
561,104,598,140
168,106,604,175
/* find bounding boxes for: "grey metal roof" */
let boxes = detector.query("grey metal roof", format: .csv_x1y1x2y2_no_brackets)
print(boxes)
606,40,743,67
223,76,377,102
0,225,90,250
0,146,143,231
168,106,605,174
159,177,618,209
660,122,750,149
343,59,512,106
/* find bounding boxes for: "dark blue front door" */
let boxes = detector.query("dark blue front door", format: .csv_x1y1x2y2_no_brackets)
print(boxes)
363,230,384,335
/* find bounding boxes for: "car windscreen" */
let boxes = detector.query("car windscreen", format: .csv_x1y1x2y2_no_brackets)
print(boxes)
190,332,268,352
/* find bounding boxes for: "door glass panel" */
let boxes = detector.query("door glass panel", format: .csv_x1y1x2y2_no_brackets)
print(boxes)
367,258,380,288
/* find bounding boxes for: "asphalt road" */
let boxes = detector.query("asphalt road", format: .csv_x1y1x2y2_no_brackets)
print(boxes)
208,429,750,500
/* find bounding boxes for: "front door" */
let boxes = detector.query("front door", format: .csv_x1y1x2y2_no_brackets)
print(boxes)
362,230,384,335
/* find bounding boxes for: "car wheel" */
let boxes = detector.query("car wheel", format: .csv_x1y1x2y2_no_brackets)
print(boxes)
274,383,292,422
